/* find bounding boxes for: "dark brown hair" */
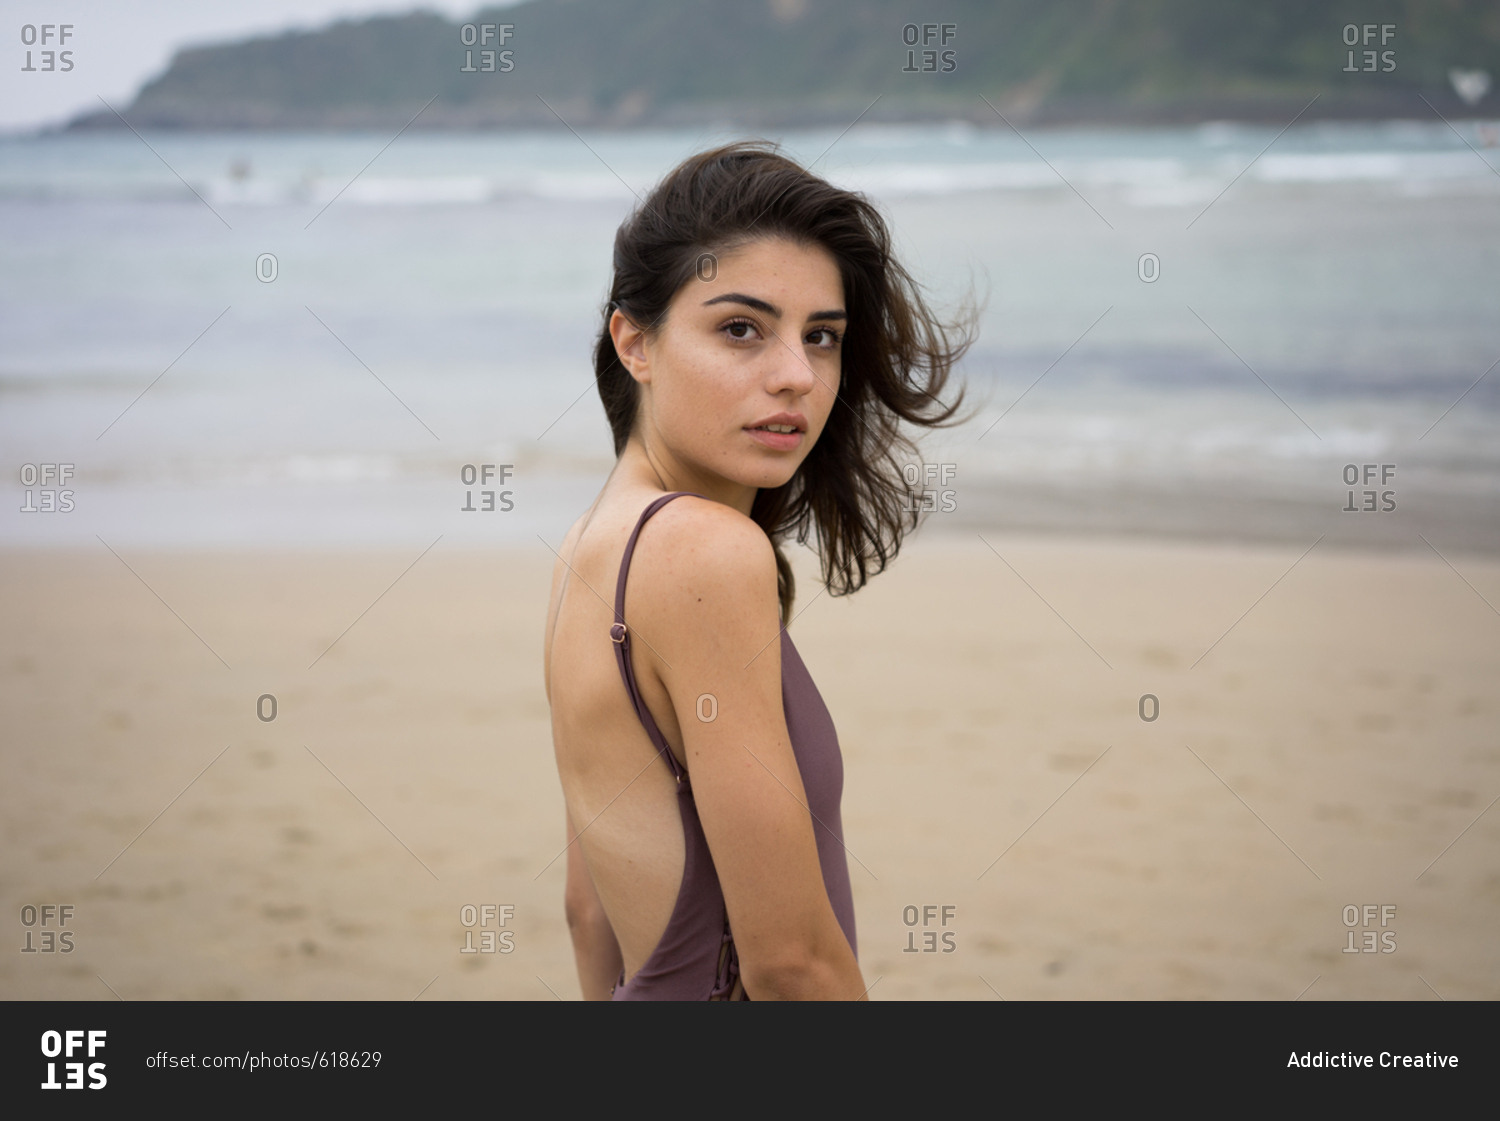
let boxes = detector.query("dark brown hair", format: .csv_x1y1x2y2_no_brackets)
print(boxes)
594,140,977,623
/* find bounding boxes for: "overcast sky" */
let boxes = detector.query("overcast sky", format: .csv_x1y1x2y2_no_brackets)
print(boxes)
1,0,517,132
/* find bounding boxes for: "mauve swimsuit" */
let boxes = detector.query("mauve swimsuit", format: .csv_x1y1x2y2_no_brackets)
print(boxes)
607,492,858,1000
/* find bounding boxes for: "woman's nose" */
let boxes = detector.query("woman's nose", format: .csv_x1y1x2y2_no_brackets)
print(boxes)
765,339,823,397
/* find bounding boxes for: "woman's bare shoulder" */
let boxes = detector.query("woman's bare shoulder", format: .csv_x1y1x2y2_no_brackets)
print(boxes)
632,495,777,596
612,495,779,667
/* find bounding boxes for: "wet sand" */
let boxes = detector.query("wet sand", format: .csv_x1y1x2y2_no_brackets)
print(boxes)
2,533,1496,999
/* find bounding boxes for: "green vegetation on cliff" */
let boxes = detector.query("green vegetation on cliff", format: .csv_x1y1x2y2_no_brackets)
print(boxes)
69,0,1500,129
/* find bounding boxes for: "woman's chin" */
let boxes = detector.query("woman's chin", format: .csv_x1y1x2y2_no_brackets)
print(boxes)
733,463,801,491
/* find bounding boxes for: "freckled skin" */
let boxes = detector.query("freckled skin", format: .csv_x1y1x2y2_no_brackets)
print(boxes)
609,236,846,516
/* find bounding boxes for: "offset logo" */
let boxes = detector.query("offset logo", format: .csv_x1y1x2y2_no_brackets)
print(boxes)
18,463,75,513
458,23,514,73
460,464,515,512
1342,463,1396,513
20,904,76,952
901,23,957,74
459,903,516,953
19,24,75,72
902,904,957,953
40,1030,107,1090
1342,904,1397,953
1342,24,1396,73
902,463,957,513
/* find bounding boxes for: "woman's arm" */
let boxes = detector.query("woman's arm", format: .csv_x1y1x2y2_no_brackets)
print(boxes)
644,503,867,1000
562,809,623,1000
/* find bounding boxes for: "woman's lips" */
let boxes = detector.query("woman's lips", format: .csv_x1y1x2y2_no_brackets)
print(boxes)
744,425,803,450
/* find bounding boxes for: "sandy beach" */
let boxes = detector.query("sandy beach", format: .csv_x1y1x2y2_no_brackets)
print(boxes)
2,531,1496,1000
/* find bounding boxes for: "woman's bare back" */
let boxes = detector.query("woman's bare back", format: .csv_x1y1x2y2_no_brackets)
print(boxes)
544,487,701,981
546,483,862,999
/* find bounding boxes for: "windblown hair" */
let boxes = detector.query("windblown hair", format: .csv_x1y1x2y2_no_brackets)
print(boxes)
593,140,977,623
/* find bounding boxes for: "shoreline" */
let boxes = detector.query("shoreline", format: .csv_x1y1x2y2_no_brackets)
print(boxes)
54,92,1500,137
6,481,1496,559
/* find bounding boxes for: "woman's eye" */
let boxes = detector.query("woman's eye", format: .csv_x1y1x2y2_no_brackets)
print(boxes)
723,319,760,342
808,327,842,349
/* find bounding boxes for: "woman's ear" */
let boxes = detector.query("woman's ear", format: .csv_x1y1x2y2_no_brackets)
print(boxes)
609,308,651,385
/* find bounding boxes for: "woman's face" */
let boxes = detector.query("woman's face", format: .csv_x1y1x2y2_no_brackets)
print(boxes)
613,236,845,501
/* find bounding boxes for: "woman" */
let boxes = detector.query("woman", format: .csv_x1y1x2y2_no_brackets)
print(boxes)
543,141,973,1000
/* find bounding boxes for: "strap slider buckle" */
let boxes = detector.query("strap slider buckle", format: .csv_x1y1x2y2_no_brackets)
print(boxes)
609,622,627,644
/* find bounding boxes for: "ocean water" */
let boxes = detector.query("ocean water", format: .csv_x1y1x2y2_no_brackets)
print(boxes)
2,122,1497,550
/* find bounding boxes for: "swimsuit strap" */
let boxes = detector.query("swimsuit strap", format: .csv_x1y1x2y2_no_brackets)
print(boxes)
610,492,704,784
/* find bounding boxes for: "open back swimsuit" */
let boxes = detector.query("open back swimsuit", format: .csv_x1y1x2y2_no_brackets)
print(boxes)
608,492,858,1000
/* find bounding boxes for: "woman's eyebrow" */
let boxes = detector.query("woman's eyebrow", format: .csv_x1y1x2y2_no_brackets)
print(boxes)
702,292,847,321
